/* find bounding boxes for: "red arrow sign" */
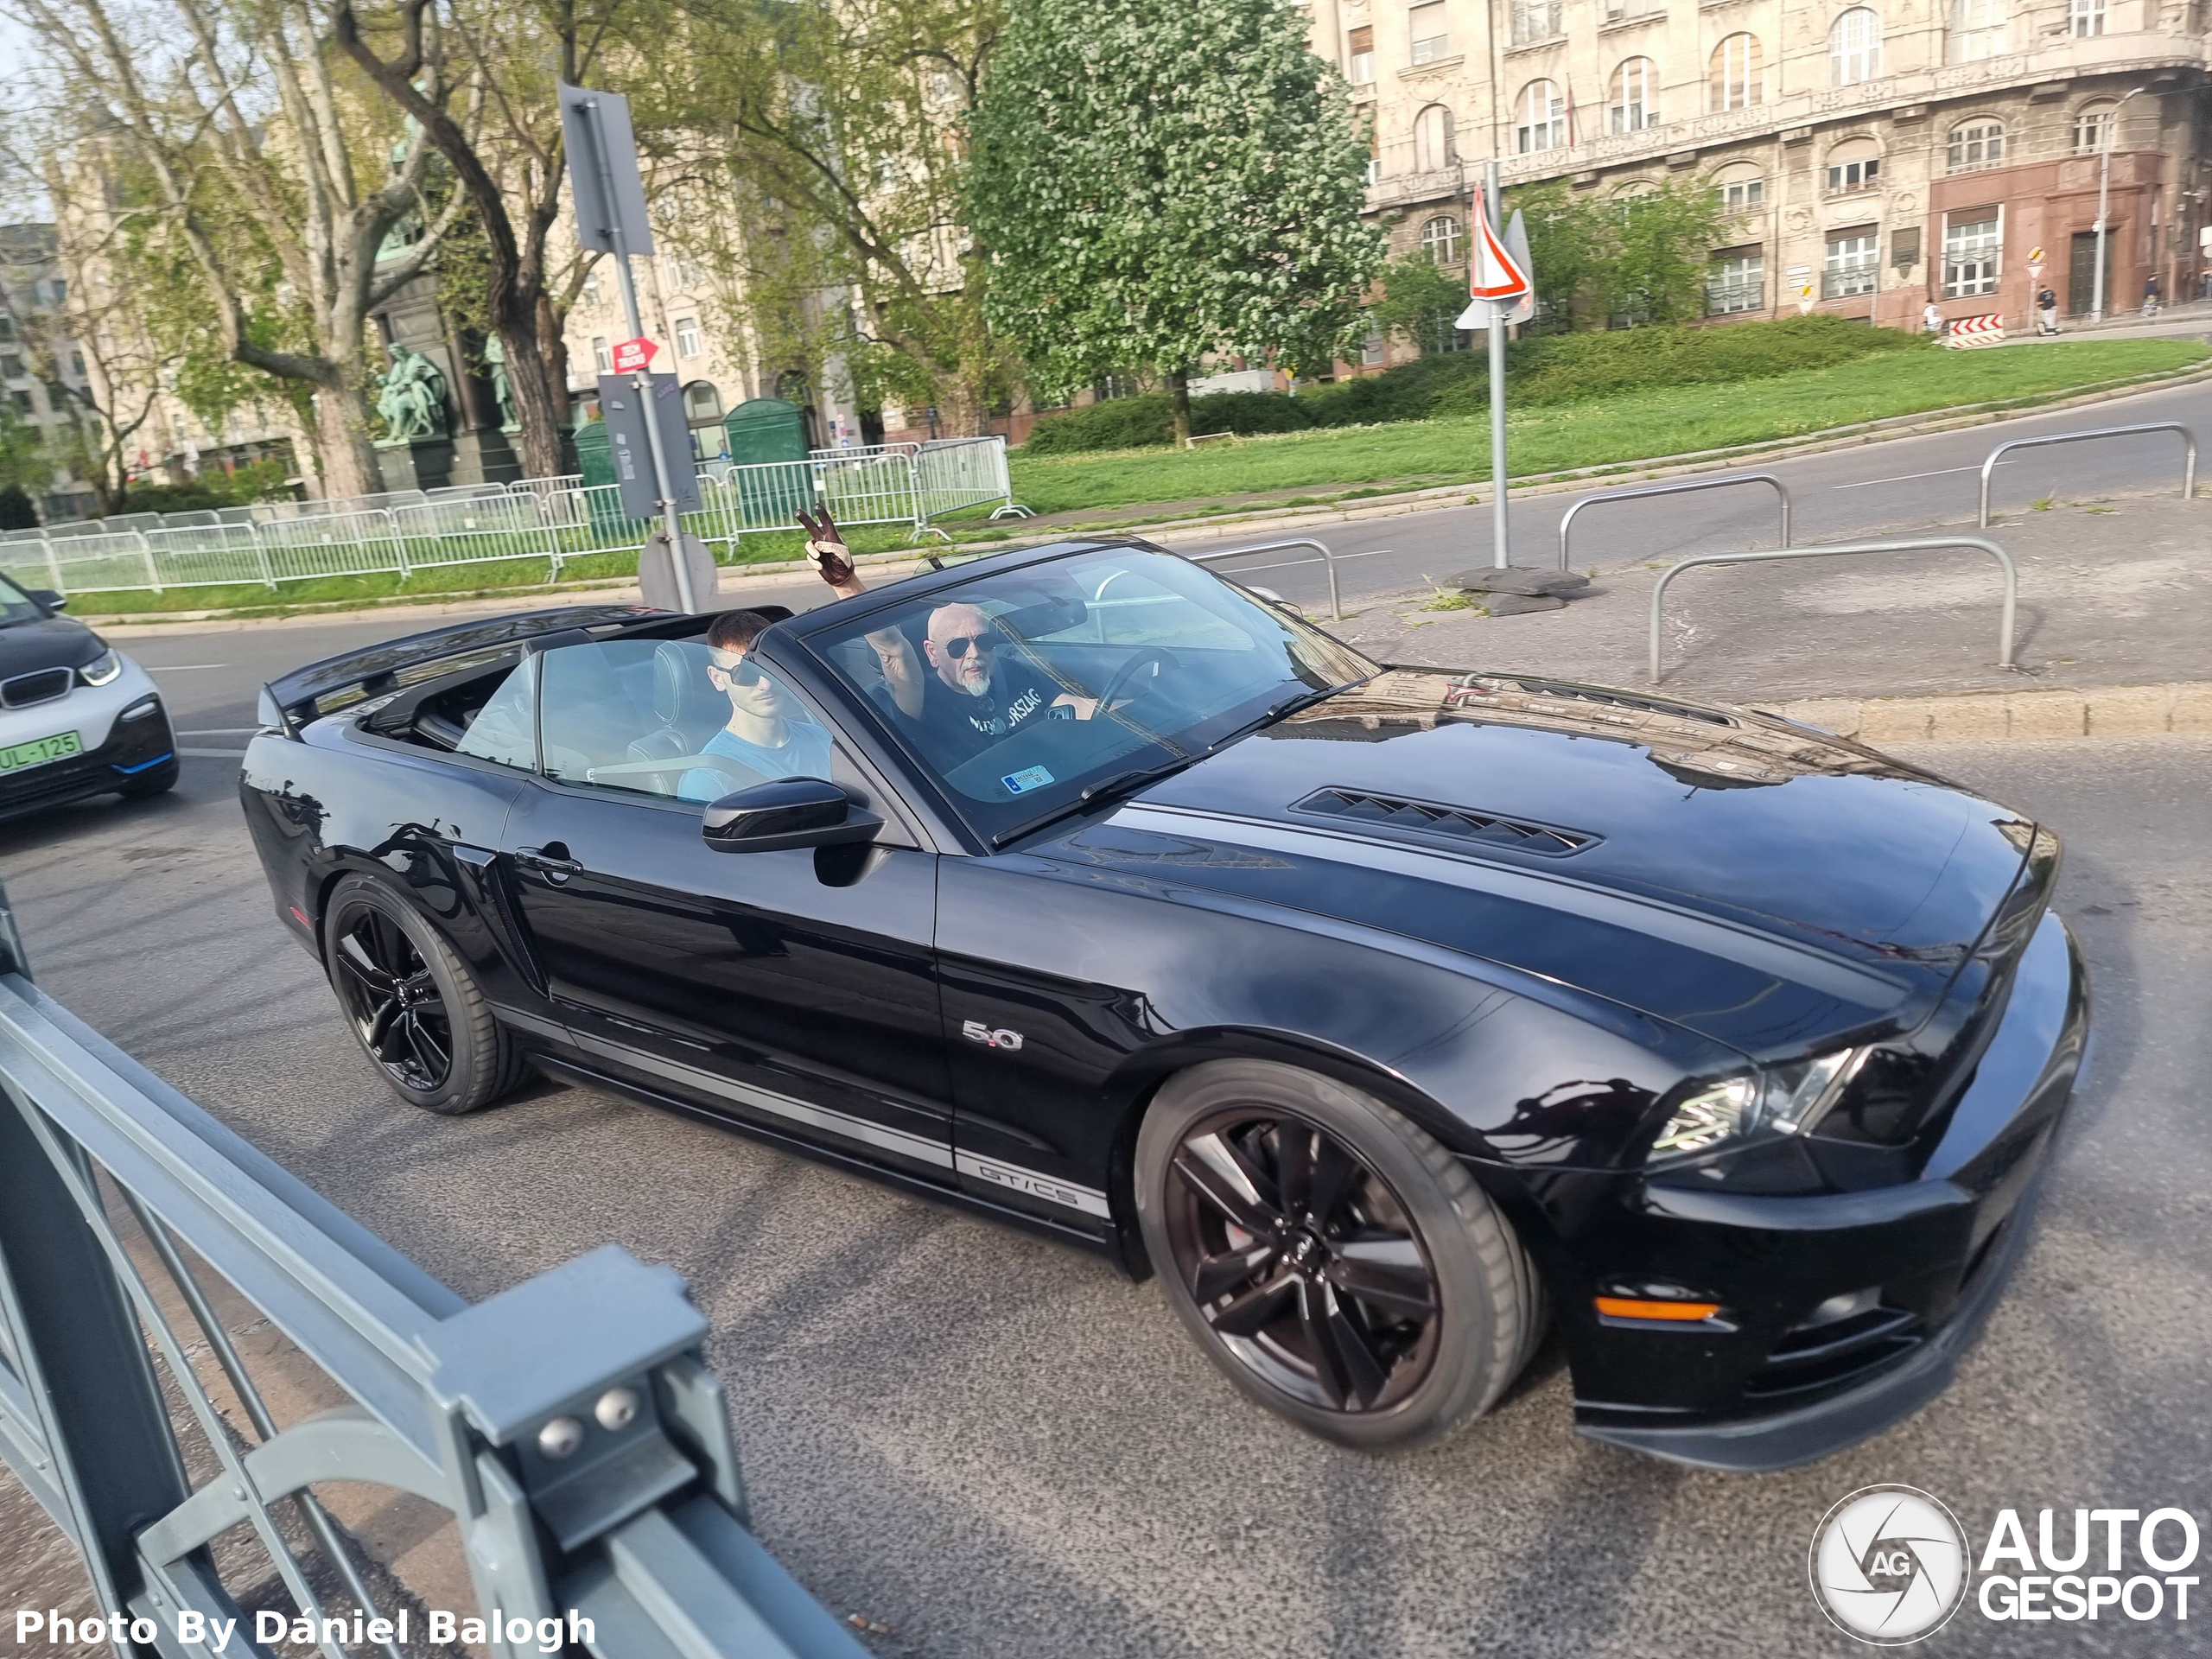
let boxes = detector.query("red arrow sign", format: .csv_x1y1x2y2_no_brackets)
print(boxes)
1466,191,1530,302
611,336,658,373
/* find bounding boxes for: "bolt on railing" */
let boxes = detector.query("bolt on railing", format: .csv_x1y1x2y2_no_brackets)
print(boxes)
1980,422,2196,526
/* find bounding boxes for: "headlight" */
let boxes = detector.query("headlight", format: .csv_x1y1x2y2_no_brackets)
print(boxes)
79,649,124,687
1649,1047,1870,1160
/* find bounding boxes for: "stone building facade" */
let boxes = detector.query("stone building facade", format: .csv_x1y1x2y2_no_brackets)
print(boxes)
1310,0,2212,337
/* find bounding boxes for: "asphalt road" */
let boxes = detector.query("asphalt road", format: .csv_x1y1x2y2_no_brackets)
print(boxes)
3,702,2205,1652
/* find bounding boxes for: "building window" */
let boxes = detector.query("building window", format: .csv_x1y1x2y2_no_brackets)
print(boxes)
1829,9,1882,87
1347,24,1375,84
1823,229,1879,297
1510,0,1562,47
1413,104,1457,172
1610,59,1658,134
45,280,65,307
1419,215,1463,265
582,270,601,306
1362,324,1387,366
1707,248,1764,315
1715,168,1764,211
0,354,21,380
676,318,702,358
8,391,29,414
2074,101,2116,153
592,336,612,373
69,350,85,378
1408,2,1448,63
1516,80,1566,154
1947,0,2009,63
1709,35,1763,112
2069,0,2103,35
1826,141,1881,194
683,380,724,422
1942,212,2001,296
0,316,13,342
1947,120,2005,173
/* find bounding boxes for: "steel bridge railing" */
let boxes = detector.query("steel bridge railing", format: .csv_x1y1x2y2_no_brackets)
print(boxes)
1649,535,2018,684
1979,422,2197,526
1558,473,1790,574
1186,539,1344,621
0,882,866,1659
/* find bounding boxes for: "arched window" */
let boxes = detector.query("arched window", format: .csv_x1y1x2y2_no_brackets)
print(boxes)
1516,80,1565,154
683,380,724,423
2074,99,2117,154
1413,104,1457,173
1947,119,2005,173
1710,35,1763,111
1610,59,1659,134
1825,136,1881,194
1713,162,1764,212
1947,0,2008,63
1829,9,1882,86
1418,215,1463,266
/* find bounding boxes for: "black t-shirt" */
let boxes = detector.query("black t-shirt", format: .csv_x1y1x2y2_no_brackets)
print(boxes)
900,657,1062,767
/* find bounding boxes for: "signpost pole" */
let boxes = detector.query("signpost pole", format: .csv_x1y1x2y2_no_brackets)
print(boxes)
1487,162,1510,569
575,96,696,613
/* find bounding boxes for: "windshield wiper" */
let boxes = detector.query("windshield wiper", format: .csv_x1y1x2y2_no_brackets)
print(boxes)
989,755,1198,848
1205,682,1357,753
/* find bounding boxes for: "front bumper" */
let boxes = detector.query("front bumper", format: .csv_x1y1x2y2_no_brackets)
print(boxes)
0,660,174,822
1560,911,2088,1471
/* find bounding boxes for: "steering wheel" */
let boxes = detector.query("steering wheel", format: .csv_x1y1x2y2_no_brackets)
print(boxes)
1095,646,1183,712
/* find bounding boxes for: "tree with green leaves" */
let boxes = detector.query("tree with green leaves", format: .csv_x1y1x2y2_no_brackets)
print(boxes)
1372,252,1466,359
1503,178,1724,331
968,0,1382,446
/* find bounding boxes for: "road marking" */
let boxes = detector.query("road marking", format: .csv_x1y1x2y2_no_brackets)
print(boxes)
1830,462,2013,490
177,727,260,735
178,747,246,759
143,663,228,671
1216,547,1395,574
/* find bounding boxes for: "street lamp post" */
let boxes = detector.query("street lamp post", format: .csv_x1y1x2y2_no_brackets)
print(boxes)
2092,86,2148,325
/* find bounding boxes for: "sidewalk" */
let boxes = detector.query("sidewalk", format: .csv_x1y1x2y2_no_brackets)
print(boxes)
1329,489,2212,738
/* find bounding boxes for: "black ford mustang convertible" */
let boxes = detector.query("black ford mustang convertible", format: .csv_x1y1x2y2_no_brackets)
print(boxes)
241,537,2086,1469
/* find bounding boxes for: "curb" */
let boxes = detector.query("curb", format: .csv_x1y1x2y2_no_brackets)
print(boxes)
1778,680,2212,742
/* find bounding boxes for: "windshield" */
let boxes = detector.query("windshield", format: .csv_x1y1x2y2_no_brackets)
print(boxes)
0,574,45,626
803,544,1375,842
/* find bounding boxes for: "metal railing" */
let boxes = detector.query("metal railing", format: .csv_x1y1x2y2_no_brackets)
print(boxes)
1559,472,1790,573
1187,538,1344,620
1649,535,2018,683
0,882,867,1659
1979,422,2197,526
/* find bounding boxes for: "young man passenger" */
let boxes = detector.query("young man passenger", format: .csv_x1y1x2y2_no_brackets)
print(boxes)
794,508,1095,766
674,608,832,802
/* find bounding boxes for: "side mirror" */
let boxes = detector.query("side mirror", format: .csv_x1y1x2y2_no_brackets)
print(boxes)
702,776,881,854
27,589,66,613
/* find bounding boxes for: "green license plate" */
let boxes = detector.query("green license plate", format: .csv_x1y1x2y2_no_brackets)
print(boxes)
0,731,83,773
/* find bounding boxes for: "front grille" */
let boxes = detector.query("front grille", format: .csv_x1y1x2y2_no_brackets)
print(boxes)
1744,1304,1923,1401
1,667,72,709
1294,787,1599,856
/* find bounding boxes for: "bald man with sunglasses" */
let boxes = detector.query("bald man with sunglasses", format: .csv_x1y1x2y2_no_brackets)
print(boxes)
796,507,1094,766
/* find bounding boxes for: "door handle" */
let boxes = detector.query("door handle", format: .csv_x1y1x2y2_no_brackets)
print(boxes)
515,842,582,883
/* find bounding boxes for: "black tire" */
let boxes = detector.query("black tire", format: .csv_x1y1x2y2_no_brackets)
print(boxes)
116,758,180,798
321,874,524,1116
1135,1059,1546,1452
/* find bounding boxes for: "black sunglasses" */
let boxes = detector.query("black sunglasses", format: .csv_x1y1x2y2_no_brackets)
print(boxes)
714,655,767,687
943,634,998,659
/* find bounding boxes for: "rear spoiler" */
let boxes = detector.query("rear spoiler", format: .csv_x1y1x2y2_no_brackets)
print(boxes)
257,604,670,737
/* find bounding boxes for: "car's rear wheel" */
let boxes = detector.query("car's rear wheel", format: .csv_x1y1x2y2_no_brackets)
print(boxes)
322,874,521,1116
1135,1059,1545,1451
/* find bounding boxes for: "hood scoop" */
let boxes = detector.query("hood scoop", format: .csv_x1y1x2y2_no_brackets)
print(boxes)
1293,786,1599,857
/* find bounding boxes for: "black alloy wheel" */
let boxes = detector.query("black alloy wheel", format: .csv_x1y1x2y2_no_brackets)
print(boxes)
334,907,453,1094
1135,1060,1545,1451
1164,1110,1440,1416
321,874,523,1116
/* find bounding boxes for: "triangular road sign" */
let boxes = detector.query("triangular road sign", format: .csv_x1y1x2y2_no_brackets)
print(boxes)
1466,190,1530,301
1457,200,1535,330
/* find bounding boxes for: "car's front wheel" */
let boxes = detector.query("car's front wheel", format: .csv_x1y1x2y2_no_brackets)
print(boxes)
321,874,523,1116
1135,1060,1546,1451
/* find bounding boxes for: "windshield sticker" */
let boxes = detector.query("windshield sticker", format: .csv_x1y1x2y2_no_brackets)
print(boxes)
1001,766,1054,795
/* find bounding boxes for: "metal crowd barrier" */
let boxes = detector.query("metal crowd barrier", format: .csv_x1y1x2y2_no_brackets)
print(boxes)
0,883,867,1659
1558,473,1791,574
1187,539,1344,621
1649,535,2018,683
1979,421,2197,526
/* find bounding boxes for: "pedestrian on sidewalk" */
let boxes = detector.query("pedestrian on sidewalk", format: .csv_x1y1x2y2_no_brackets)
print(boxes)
1923,300,1944,336
2037,286,2060,335
2143,273,2163,316
2201,269,2212,302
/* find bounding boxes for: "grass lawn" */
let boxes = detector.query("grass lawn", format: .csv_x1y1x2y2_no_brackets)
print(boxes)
1008,339,2210,518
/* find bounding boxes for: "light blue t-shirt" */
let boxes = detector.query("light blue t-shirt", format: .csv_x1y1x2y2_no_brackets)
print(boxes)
677,721,834,803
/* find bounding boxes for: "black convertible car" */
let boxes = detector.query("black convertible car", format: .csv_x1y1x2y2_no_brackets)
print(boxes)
241,537,2086,1469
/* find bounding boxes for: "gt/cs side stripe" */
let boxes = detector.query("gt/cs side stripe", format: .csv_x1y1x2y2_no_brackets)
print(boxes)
492,1004,1112,1218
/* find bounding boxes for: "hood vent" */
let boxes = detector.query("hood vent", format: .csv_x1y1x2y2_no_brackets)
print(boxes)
1294,787,1599,857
